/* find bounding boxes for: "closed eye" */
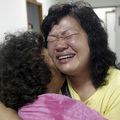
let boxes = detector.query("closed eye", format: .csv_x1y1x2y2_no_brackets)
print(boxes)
65,33,79,39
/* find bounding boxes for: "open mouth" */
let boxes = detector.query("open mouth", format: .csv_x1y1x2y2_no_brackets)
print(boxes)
58,54,75,60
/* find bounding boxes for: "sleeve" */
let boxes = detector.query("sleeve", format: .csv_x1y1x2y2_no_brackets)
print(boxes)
18,94,107,120
104,86,120,120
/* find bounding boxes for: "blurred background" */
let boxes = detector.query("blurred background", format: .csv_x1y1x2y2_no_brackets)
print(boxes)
0,0,120,63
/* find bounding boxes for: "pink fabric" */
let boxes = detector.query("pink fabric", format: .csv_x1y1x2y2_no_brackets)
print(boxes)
18,93,107,120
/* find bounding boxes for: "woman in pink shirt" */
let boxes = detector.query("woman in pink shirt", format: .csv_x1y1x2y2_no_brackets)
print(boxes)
0,32,107,120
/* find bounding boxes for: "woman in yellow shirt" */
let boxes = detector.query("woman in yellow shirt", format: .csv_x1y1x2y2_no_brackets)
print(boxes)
41,1,120,120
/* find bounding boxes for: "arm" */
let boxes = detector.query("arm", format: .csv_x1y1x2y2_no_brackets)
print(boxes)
0,102,21,120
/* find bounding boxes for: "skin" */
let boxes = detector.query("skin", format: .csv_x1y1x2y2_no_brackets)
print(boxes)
0,48,65,120
47,15,96,102
0,102,22,120
42,48,65,93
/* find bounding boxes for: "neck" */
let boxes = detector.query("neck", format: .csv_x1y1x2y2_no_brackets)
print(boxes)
68,70,96,102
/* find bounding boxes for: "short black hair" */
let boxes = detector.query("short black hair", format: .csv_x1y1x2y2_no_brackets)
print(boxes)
28,23,33,29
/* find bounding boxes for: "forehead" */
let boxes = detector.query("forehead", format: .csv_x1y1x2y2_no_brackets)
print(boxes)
49,15,80,34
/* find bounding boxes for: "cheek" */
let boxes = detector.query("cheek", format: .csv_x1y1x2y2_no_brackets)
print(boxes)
48,44,54,57
70,38,89,52
67,39,81,51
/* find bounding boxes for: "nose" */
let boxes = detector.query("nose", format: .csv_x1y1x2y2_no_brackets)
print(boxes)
55,38,68,52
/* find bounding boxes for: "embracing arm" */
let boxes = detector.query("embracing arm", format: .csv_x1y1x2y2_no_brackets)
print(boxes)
0,102,21,120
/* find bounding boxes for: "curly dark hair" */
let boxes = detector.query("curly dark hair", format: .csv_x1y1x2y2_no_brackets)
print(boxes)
0,32,52,111
41,1,117,88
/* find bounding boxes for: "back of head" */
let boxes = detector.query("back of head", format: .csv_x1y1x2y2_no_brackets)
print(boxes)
0,32,52,111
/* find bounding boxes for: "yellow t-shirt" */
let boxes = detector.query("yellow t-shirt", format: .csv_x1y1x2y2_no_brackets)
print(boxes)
61,67,120,120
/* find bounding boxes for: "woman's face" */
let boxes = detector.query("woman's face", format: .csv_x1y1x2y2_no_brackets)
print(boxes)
47,15,90,77
42,48,65,93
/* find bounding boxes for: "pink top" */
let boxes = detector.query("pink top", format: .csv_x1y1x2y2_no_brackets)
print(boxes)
18,93,107,120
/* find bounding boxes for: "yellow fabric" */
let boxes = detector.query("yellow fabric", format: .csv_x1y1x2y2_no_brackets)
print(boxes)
66,67,120,120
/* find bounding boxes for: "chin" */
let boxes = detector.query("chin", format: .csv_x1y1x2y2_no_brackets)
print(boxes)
59,68,72,75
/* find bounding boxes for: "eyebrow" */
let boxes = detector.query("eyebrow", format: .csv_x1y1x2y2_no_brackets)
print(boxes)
61,29,69,35
48,30,67,36
49,29,79,36
61,29,79,35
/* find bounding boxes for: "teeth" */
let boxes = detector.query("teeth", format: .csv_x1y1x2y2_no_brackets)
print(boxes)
58,55,74,60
